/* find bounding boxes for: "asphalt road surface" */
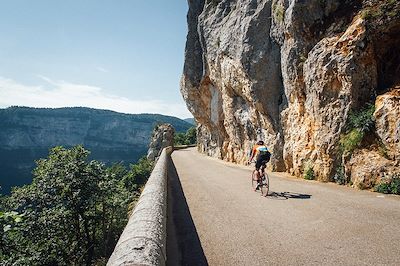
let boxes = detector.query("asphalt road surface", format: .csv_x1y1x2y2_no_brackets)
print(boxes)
168,147,400,266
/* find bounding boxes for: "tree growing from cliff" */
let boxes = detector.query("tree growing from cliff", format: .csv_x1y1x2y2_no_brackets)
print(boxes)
0,145,153,265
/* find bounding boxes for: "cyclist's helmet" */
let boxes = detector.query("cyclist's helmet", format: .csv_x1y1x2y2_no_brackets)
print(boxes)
257,140,264,145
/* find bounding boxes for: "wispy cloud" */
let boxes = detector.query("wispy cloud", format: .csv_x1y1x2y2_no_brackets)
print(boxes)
0,76,192,118
95,66,109,73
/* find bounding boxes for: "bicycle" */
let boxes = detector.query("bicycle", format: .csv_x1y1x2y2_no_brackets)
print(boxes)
251,161,270,197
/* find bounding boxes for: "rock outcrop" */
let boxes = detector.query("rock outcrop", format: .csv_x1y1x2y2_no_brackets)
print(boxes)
147,124,175,161
181,0,400,186
374,88,400,161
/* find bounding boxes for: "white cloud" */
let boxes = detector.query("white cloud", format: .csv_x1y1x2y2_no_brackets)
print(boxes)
0,76,192,119
95,66,109,73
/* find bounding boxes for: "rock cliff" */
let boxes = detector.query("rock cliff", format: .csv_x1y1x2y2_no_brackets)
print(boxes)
181,0,399,187
147,124,175,161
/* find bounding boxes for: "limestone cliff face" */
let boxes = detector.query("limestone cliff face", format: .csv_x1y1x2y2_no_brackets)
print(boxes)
181,0,400,185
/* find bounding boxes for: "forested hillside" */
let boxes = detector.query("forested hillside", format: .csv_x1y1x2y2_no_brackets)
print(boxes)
0,107,191,193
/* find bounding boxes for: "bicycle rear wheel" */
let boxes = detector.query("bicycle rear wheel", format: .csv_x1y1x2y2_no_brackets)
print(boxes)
260,173,270,197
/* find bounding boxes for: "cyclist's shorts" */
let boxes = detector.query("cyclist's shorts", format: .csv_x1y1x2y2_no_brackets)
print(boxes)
255,154,269,170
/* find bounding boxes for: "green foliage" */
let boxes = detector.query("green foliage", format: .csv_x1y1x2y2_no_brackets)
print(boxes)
333,165,346,185
360,0,399,21
174,126,197,146
272,3,285,22
186,127,197,144
304,166,315,180
340,104,375,156
0,145,154,265
340,128,364,156
361,8,383,20
347,104,375,133
336,104,375,185
122,157,154,193
375,174,400,195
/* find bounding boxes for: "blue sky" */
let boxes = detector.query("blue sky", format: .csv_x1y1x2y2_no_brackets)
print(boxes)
0,0,192,118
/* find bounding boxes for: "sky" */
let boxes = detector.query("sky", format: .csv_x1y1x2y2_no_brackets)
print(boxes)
0,0,193,118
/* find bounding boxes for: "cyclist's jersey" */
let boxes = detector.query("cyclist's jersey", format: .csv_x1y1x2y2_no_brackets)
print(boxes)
252,145,269,158
252,144,271,170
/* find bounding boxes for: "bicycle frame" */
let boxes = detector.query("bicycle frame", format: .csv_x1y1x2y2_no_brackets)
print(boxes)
250,160,269,197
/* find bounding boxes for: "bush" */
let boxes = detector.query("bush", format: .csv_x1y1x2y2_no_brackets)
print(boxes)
272,3,285,22
374,174,400,195
347,104,375,133
339,104,375,157
304,166,315,180
340,128,364,156
333,165,346,185
390,178,400,194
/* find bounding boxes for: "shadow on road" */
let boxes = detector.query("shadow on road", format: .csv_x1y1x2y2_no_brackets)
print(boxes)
267,191,312,200
167,158,209,266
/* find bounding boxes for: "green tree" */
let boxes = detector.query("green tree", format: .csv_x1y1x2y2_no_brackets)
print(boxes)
186,127,197,144
174,126,197,146
123,157,154,193
0,145,146,265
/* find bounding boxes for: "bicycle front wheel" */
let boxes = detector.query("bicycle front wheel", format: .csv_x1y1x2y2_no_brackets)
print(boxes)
251,170,259,192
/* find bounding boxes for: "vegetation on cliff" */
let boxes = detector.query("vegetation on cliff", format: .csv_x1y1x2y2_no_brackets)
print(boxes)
0,145,153,265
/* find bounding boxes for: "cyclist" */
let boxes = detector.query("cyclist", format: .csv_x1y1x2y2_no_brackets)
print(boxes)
248,140,271,190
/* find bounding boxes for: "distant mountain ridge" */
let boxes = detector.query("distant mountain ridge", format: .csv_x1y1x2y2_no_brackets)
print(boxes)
183,118,195,125
0,106,192,193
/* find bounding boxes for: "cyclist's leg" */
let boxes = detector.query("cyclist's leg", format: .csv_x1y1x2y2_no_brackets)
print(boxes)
260,161,267,177
255,159,263,182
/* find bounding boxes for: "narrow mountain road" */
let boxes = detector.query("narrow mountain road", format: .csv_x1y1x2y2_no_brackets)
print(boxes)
169,148,400,266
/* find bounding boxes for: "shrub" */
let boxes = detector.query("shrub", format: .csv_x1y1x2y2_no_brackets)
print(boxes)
339,104,375,157
340,128,364,156
374,174,400,195
304,166,315,180
347,104,375,133
333,165,346,185
272,3,285,22
375,182,391,194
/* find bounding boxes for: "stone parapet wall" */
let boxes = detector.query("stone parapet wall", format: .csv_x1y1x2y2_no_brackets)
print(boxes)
107,147,173,266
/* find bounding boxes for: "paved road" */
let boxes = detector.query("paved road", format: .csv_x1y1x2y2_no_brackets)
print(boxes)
169,148,400,266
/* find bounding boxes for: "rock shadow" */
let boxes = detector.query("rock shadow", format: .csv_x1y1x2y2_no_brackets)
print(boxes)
167,158,208,266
